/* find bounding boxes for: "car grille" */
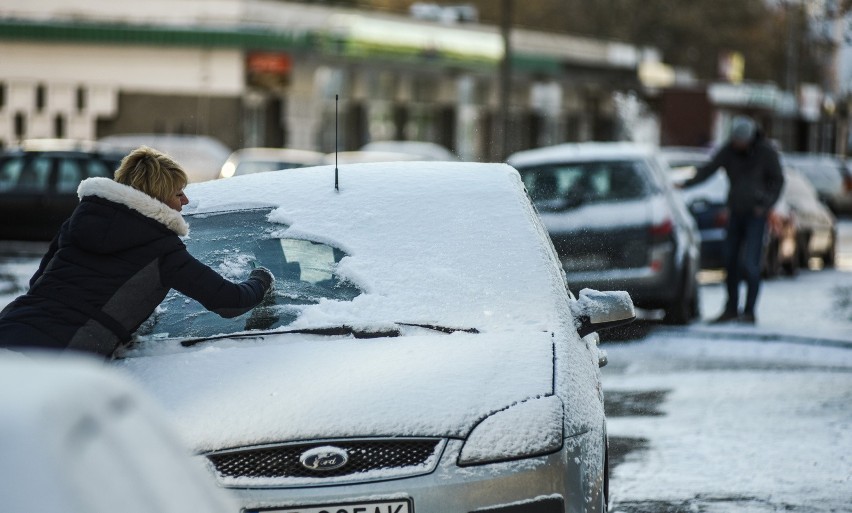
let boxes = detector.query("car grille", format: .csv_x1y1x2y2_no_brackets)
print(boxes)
207,438,444,481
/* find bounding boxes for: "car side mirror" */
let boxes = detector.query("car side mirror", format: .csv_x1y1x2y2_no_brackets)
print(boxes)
570,288,636,337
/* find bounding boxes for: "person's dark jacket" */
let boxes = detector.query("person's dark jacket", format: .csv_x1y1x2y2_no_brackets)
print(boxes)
0,177,273,357
684,133,784,216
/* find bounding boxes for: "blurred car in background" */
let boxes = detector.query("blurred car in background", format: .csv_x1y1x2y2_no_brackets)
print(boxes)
99,134,230,184
762,193,799,277
322,150,423,165
782,167,837,268
0,352,236,513
782,153,852,216
360,140,459,161
218,148,324,178
509,142,701,324
671,155,836,276
0,139,124,241
660,146,728,269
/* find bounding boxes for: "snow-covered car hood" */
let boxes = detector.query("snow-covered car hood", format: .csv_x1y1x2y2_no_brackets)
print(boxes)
117,330,556,453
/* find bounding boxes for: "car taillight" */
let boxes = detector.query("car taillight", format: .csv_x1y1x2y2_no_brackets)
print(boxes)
844,175,852,193
649,218,674,243
714,209,729,228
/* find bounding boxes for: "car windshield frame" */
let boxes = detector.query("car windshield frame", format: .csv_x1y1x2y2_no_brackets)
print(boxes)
132,208,363,343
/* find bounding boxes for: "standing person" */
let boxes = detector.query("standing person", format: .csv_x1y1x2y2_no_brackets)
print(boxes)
683,115,784,324
0,146,274,358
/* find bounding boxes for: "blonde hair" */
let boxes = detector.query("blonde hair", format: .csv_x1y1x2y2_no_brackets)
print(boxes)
114,146,188,204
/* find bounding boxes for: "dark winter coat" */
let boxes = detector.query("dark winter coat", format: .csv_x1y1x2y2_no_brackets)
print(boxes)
684,133,784,216
0,177,271,357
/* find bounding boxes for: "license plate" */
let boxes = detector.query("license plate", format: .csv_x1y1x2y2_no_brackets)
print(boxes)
251,499,411,513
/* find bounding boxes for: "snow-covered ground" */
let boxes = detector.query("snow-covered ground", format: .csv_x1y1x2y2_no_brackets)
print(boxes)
601,219,852,513
603,337,852,512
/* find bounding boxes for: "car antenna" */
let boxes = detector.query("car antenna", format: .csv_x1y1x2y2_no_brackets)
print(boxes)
334,94,339,192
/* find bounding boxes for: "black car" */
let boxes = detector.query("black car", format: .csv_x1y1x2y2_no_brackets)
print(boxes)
508,142,702,324
0,141,123,241
660,146,727,269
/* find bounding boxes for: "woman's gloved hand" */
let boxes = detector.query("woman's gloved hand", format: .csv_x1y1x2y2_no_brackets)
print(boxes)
249,267,275,294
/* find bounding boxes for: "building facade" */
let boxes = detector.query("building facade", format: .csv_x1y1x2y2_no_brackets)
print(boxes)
0,0,656,161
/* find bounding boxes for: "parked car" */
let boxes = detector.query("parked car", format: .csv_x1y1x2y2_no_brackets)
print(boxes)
219,148,325,178
0,352,236,513
660,146,727,269
673,160,834,276
782,153,852,215
360,140,459,161
781,167,837,268
762,192,800,277
115,162,636,513
0,140,124,241
99,134,230,184
322,150,423,165
509,142,701,324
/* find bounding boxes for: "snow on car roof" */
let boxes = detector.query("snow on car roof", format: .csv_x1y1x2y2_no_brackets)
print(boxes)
182,161,567,333
507,142,658,168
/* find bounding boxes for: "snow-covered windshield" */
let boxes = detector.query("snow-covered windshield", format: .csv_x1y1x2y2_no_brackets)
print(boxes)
134,208,361,341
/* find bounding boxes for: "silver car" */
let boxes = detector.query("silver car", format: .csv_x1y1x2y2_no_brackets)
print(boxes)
116,162,634,513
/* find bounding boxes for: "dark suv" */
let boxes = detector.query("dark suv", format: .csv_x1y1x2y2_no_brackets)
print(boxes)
0,140,123,241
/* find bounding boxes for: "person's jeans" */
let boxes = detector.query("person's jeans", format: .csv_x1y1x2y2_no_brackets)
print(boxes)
723,212,767,316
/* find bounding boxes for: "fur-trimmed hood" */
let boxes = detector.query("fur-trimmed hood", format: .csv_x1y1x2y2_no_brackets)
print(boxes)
77,177,189,236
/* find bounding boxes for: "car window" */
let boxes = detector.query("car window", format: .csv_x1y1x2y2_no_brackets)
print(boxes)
0,157,24,192
519,160,649,209
57,158,84,193
16,156,51,191
86,159,113,179
134,208,362,341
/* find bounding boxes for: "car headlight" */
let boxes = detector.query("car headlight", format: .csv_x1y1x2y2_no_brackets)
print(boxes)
457,395,564,466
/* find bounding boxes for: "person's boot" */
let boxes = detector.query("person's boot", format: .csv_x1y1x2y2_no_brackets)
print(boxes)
739,312,756,324
711,310,739,324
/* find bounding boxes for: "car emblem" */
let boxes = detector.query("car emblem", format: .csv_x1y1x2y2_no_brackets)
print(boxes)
299,446,349,471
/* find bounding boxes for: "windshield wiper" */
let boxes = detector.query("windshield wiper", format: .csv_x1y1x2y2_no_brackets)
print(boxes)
179,322,478,348
397,322,479,334
180,324,401,347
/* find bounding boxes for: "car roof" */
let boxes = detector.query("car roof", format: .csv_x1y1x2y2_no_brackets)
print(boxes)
229,147,324,163
507,142,658,168
360,141,459,161
99,134,231,183
180,161,566,334
322,150,425,164
2,139,123,158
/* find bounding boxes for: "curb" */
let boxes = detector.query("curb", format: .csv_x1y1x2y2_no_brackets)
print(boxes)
652,325,852,350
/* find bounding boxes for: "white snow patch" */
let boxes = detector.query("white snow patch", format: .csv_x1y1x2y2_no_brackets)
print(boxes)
603,336,852,510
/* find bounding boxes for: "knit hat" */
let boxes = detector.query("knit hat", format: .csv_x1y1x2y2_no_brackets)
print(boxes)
730,115,756,143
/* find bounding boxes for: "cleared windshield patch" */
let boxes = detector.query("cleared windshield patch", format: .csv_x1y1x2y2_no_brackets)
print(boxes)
133,209,361,341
